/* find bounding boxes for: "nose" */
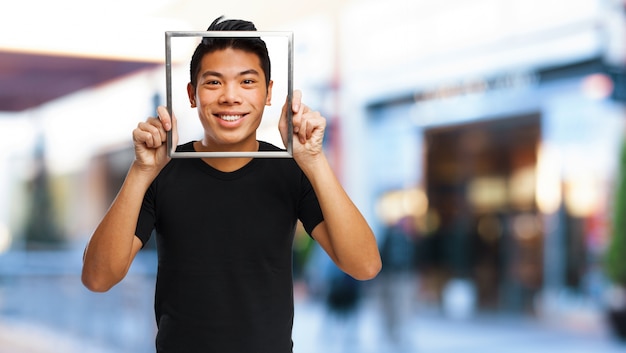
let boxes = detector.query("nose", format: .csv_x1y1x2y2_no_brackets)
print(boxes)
218,83,242,105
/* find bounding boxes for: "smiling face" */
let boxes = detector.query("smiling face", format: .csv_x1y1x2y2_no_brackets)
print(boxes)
187,47,273,152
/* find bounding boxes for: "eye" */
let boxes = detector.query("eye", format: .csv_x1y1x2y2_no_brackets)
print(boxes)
242,79,256,85
204,80,220,85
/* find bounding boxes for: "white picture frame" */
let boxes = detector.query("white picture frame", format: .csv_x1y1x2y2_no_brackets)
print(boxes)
165,31,294,158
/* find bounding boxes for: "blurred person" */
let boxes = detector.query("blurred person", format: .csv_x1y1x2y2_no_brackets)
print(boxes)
320,254,363,353
326,266,361,321
81,16,381,353
379,215,418,351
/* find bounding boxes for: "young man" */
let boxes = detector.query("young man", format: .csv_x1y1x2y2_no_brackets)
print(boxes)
81,16,381,352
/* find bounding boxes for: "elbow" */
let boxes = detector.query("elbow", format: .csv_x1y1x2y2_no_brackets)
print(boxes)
351,257,382,281
82,276,115,293
364,259,383,280
81,269,117,293
81,252,129,293
82,275,112,293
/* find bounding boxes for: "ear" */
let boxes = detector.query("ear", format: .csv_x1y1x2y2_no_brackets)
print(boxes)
265,80,274,106
187,82,197,108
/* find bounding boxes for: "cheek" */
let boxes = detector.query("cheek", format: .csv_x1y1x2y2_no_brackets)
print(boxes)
252,91,270,107
197,91,217,105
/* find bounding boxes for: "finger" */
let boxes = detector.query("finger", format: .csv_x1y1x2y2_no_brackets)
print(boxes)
292,89,302,114
157,106,172,131
138,120,165,147
306,119,315,140
297,117,307,144
133,127,156,148
293,101,305,134
158,106,179,148
278,95,289,131
170,111,179,148
302,117,316,142
301,112,326,143
148,117,168,145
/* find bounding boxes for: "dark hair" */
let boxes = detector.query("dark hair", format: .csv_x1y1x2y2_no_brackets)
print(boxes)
189,16,271,88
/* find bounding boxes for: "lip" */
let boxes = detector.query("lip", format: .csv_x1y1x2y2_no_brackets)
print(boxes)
214,112,247,119
213,112,248,126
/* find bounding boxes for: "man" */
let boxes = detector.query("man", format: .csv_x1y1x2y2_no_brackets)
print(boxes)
81,16,381,352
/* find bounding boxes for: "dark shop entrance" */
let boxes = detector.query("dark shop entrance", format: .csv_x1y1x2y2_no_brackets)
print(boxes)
419,113,543,313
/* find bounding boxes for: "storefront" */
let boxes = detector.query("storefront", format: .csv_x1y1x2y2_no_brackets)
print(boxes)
339,0,626,314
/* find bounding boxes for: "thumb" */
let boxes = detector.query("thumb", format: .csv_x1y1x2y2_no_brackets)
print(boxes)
278,94,291,147
291,89,302,114
157,106,172,130
157,106,178,152
171,110,179,148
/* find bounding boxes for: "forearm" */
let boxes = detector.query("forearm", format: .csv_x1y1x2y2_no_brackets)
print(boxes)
300,154,382,280
81,163,155,292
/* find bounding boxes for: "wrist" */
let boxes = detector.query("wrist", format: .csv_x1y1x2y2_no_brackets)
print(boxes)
297,152,330,179
128,161,160,187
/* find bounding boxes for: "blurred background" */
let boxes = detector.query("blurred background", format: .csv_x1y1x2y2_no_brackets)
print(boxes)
1,0,626,352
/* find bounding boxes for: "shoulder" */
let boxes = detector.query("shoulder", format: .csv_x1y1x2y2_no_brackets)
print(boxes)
151,141,199,184
257,141,301,174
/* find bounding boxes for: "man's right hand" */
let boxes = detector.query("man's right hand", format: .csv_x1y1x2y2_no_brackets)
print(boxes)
132,106,178,174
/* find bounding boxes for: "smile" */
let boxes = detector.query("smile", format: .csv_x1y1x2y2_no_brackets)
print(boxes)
219,114,244,122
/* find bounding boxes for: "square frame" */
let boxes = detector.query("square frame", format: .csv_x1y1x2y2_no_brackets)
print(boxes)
165,31,294,158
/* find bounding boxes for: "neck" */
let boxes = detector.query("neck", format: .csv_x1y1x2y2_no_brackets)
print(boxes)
193,140,259,172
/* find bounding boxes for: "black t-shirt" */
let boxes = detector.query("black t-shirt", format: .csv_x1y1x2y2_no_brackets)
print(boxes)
135,141,324,353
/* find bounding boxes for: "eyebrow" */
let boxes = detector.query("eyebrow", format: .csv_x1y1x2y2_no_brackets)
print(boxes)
200,69,261,80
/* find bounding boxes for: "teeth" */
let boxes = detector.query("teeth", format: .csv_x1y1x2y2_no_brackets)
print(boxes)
220,115,242,122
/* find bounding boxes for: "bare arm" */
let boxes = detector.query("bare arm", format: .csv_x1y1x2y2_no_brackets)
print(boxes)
279,91,382,280
81,107,177,292
304,156,382,280
82,165,155,292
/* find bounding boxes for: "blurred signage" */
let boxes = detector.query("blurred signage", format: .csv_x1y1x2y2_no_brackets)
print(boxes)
413,72,539,104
